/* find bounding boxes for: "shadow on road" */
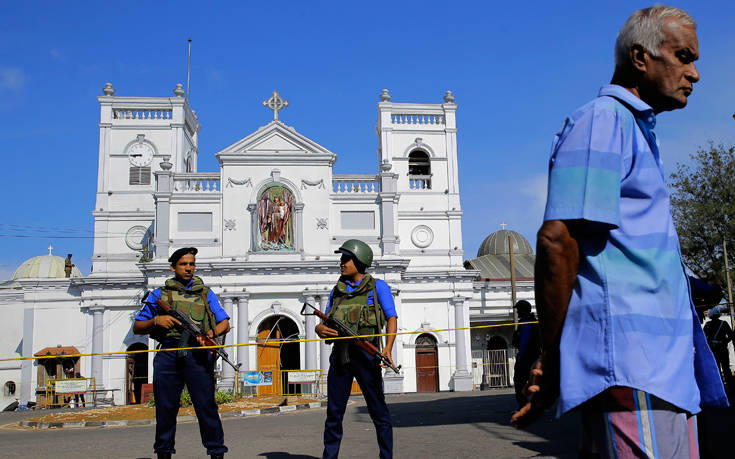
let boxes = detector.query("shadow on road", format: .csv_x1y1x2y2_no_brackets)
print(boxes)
257,453,320,459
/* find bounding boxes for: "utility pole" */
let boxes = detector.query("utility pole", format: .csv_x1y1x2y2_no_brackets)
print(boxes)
724,236,734,329
509,233,517,328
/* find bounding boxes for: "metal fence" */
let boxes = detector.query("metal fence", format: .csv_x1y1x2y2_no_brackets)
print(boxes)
471,350,510,388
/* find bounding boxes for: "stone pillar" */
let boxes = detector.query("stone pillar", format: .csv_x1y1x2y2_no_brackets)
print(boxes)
90,306,105,388
20,308,34,406
318,294,331,386
377,163,399,255
294,203,305,253
247,204,258,252
153,157,173,259
237,292,251,371
304,293,317,370
219,296,235,391
450,297,473,391
383,289,404,393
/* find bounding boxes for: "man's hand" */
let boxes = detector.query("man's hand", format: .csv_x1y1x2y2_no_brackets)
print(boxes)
315,323,338,339
379,347,395,369
155,315,181,330
510,353,560,428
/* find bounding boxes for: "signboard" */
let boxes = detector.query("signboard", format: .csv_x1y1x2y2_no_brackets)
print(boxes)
286,371,319,384
55,379,88,394
240,371,273,386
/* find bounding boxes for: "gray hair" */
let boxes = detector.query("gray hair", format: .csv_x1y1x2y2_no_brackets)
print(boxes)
615,5,696,68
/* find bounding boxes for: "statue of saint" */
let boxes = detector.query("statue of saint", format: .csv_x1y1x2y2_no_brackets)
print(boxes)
64,254,74,278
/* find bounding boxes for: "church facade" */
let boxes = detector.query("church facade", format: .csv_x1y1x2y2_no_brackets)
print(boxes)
2,84,486,407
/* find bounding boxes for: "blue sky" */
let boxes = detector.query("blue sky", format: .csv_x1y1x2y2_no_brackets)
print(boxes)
1,1,734,278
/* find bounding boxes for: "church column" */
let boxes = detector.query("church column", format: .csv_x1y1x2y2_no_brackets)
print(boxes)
90,306,105,388
450,297,473,391
219,296,235,391
20,308,35,406
247,204,258,252
318,294,330,385
303,293,317,370
383,288,404,393
294,203,305,253
237,292,251,371
377,163,399,255
153,157,173,259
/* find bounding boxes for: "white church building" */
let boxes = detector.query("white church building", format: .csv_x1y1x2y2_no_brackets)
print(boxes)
1,83,531,408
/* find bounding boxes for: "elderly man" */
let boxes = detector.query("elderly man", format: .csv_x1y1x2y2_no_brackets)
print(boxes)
511,6,728,457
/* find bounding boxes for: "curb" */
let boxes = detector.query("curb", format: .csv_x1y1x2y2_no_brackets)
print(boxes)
18,401,328,429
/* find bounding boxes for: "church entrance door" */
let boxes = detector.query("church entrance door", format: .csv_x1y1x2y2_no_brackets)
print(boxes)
415,334,439,393
125,343,148,404
257,316,300,396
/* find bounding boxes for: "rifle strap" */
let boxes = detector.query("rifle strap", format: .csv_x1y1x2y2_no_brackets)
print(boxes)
372,284,384,351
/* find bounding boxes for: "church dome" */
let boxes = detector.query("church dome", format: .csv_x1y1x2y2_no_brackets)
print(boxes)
477,229,533,258
12,253,82,280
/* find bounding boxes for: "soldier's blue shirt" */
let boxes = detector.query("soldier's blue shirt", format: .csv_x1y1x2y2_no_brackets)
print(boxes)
135,278,229,323
325,277,397,319
544,84,727,416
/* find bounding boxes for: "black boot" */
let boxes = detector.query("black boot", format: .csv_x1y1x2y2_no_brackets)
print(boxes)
210,455,224,459
157,454,172,459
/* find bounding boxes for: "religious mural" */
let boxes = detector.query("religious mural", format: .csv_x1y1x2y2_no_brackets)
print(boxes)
257,185,294,251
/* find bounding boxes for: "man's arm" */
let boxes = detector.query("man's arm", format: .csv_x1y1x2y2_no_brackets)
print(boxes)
511,219,581,427
380,316,398,367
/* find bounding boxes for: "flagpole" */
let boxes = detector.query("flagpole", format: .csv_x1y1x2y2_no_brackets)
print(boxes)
186,38,192,101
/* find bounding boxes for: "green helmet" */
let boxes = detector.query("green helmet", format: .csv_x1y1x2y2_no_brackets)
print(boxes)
335,239,373,267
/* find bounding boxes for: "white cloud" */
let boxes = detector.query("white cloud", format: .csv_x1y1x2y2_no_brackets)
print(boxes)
0,67,25,92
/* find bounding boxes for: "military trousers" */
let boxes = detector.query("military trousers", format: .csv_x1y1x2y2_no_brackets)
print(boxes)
323,344,393,459
152,346,227,455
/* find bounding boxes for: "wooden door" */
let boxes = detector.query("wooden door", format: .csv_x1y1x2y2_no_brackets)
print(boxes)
415,347,439,393
257,327,281,395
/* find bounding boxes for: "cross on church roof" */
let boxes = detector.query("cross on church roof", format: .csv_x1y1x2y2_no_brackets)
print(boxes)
263,90,289,120
500,222,507,230
48,244,54,255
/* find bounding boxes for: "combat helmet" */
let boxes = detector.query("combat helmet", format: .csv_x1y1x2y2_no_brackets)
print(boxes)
335,239,373,267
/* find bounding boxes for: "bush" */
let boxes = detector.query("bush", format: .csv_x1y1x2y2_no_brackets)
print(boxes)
143,387,232,407
214,390,233,405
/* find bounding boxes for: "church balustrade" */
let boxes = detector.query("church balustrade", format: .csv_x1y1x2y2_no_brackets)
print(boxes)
332,175,380,193
408,174,432,190
390,112,445,126
172,173,221,193
112,108,172,120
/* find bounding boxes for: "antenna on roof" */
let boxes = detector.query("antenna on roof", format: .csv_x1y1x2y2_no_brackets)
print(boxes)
186,38,192,101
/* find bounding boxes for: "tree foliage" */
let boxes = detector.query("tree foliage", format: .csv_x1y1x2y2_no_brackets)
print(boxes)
670,143,735,291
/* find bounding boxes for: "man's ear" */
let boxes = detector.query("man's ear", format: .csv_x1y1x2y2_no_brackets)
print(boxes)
170,264,176,273
630,44,648,73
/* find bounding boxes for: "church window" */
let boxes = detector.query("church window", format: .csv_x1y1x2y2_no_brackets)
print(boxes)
3,381,15,396
256,185,295,251
408,150,431,189
129,166,151,185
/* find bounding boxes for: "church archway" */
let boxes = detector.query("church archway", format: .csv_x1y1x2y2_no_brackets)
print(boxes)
415,333,439,393
484,335,509,388
256,315,300,395
487,335,507,350
125,342,148,404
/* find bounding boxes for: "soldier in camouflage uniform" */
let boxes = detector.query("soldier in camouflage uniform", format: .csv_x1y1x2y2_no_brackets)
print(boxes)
316,239,398,459
134,247,230,459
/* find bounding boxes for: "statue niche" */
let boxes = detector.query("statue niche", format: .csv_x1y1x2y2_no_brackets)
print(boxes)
257,185,294,251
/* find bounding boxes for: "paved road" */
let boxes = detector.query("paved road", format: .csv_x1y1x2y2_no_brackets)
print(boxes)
1,390,731,458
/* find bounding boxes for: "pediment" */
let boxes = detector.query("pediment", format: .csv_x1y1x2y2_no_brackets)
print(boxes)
216,121,336,158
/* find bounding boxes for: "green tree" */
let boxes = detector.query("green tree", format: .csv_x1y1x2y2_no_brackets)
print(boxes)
670,143,735,291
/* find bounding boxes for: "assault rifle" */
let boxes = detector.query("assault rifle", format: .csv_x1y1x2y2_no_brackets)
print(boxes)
143,291,241,372
301,302,401,374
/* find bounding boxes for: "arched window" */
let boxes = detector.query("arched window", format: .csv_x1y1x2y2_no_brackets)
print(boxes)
408,150,431,189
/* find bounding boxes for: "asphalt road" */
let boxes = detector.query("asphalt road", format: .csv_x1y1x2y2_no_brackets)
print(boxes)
1,389,732,458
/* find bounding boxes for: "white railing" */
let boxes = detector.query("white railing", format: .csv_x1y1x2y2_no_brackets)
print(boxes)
113,108,172,120
408,175,432,190
173,173,221,192
332,175,380,193
391,113,444,125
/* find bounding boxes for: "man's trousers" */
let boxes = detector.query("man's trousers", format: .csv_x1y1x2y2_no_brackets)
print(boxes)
323,345,393,459
153,347,227,455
